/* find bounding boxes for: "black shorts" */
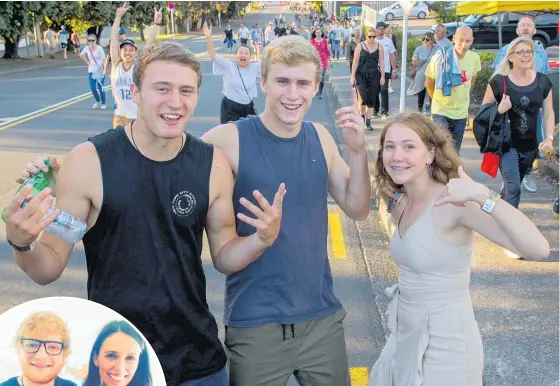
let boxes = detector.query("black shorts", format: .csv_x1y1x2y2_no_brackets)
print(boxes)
220,96,256,124
357,81,380,108
61,43,67,49
240,38,249,45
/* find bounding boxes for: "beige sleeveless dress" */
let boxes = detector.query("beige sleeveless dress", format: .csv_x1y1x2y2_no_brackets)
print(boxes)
370,195,484,386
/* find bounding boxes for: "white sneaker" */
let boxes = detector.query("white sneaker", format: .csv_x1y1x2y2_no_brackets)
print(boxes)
522,174,537,192
388,87,395,93
92,102,100,109
100,105,107,110
504,249,522,260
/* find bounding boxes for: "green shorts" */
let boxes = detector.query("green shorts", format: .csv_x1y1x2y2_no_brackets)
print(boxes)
225,308,350,386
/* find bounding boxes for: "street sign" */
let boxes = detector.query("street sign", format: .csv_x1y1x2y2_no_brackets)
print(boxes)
168,3,175,10
398,0,415,16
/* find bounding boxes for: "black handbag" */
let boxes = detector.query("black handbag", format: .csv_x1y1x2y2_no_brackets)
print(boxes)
236,64,258,115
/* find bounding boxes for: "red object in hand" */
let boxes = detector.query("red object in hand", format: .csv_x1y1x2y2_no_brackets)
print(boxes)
481,153,500,177
461,70,467,83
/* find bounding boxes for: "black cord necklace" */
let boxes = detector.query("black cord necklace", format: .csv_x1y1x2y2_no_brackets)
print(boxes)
130,120,184,157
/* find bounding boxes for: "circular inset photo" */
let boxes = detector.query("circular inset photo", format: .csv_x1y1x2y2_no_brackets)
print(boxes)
0,296,165,385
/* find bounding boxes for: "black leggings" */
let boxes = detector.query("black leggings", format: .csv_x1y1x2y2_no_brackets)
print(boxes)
220,96,255,124
417,88,428,111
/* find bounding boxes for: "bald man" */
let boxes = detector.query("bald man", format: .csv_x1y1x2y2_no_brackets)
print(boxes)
425,26,481,154
491,15,551,193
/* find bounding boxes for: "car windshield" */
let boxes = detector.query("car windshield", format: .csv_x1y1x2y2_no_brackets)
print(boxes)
463,15,478,24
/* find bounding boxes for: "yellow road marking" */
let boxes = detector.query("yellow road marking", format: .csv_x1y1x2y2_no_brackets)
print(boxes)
350,367,369,386
328,212,347,259
0,86,112,132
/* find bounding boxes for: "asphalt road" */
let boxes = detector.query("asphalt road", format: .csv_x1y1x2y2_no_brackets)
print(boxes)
0,4,558,386
0,4,381,385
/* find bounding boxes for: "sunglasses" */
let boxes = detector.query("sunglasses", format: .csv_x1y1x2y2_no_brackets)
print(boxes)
88,39,95,42
367,35,375,38
423,38,432,42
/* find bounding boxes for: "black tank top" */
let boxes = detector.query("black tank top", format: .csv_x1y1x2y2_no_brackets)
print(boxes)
357,42,380,83
84,127,226,385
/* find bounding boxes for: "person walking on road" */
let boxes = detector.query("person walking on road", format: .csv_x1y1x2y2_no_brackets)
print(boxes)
346,28,361,74
79,34,107,110
58,25,70,60
205,22,260,124
264,22,276,47
238,23,250,45
481,37,555,259
71,31,81,55
407,32,436,114
374,22,397,120
310,29,330,99
370,111,550,386
351,27,385,130
109,3,160,128
6,41,285,386
202,34,371,386
43,26,57,59
224,24,234,52
434,24,452,50
491,16,551,194
425,26,481,154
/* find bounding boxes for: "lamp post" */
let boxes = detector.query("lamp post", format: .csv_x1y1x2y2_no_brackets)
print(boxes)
398,0,415,112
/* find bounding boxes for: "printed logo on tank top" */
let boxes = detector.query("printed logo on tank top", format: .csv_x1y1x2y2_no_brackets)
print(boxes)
172,190,197,217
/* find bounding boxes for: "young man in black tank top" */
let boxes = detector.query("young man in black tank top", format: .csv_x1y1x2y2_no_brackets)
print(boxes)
4,41,285,386
202,35,371,386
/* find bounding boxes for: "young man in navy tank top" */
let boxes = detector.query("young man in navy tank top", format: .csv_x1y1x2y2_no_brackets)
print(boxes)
202,35,371,386
4,41,286,386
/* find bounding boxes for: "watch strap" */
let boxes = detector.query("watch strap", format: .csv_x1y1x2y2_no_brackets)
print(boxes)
481,190,500,214
7,238,33,252
545,135,554,140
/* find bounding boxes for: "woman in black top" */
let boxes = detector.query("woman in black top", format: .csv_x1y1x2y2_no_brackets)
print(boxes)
350,26,385,131
224,24,234,52
346,28,362,74
481,37,554,258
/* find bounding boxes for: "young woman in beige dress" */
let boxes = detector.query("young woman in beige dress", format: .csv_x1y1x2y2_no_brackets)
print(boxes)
369,112,549,385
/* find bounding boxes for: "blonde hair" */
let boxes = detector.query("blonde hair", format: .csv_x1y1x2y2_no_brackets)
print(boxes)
261,35,322,85
14,312,71,354
495,37,535,76
373,112,461,205
365,27,375,36
133,41,202,90
87,34,96,42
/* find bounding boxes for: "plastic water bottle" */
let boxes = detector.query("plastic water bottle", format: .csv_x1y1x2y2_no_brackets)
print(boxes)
43,207,87,244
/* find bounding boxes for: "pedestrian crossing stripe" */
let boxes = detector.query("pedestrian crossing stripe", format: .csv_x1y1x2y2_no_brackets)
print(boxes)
328,212,347,259
350,367,369,385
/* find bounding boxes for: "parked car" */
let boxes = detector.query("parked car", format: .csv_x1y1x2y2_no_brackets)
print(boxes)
435,12,559,48
378,1,430,21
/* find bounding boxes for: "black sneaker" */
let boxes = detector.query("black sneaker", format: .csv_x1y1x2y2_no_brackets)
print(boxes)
366,119,372,130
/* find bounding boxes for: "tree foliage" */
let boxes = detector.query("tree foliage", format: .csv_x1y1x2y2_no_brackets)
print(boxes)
0,1,53,59
126,1,167,39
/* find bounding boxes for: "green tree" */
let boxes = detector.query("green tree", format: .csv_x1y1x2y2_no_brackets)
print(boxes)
127,1,167,40
0,1,53,59
82,1,115,43
43,1,85,34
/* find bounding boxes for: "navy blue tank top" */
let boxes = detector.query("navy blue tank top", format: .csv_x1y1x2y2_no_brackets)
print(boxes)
84,128,226,385
225,116,342,327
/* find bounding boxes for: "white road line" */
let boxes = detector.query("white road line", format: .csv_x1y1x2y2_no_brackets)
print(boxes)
0,85,113,128
0,45,220,128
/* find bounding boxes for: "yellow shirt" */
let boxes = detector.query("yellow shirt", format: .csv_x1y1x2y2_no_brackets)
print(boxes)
425,50,481,119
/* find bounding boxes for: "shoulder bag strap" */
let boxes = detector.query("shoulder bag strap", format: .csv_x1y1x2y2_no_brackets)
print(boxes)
236,64,252,102
502,75,507,96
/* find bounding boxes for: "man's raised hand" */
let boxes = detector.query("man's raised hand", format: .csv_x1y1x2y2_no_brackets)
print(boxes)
237,183,286,247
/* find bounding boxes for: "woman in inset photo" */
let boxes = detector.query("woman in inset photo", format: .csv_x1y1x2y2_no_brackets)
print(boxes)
82,320,151,386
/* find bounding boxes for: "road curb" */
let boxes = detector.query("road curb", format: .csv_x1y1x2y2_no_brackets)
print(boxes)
325,74,391,343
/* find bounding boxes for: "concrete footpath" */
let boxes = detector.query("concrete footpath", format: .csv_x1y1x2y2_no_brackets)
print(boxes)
326,61,559,386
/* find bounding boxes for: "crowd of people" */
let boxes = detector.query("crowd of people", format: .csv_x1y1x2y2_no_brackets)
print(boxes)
2,3,557,386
